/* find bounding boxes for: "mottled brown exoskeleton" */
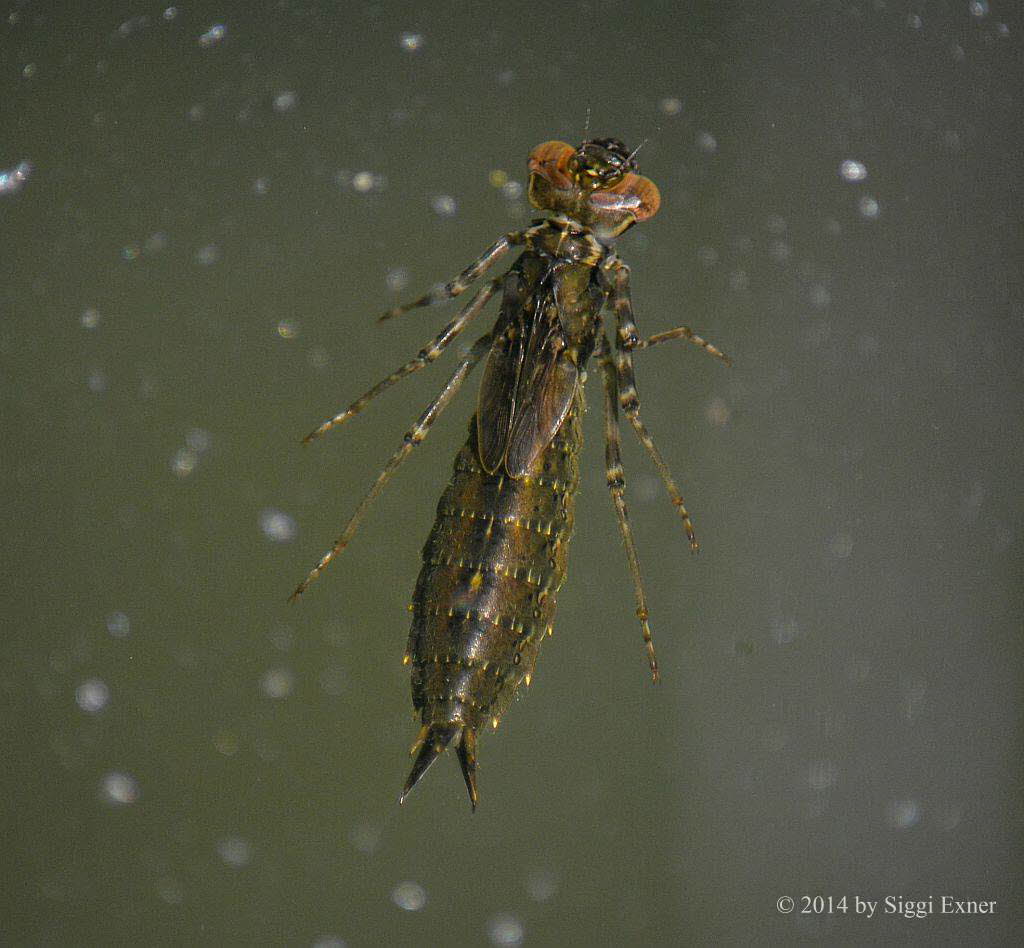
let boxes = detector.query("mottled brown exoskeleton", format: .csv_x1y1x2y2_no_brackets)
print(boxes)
291,137,730,808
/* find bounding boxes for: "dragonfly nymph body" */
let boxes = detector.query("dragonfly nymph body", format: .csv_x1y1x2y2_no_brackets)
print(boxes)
291,137,730,808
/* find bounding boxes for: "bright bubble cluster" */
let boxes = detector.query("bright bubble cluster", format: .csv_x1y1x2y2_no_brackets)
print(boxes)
0,160,32,195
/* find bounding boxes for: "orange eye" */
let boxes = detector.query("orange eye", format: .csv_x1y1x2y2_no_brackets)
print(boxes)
527,141,575,190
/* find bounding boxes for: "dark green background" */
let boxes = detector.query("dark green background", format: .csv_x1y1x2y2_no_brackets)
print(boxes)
3,1,1020,944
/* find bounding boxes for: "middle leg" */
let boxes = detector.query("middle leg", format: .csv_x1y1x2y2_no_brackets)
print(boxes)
608,259,702,552
290,332,493,601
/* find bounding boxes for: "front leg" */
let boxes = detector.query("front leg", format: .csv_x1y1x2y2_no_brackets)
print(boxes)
382,224,545,320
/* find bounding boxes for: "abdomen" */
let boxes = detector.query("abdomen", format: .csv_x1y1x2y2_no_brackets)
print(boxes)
407,395,583,733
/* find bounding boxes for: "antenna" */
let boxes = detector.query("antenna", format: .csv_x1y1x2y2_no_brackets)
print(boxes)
583,106,591,142
628,138,649,163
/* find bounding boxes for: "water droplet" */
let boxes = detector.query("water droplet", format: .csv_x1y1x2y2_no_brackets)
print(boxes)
349,821,382,854
107,611,131,638
839,159,867,182
0,160,32,195
351,171,379,193
659,96,683,116
488,914,524,947
391,881,427,911
186,428,212,453
198,23,226,47
696,131,718,154
80,307,100,329
76,678,110,713
399,32,424,52
385,268,409,293
705,397,730,428
526,867,559,901
145,231,168,254
887,799,920,829
431,194,457,218
155,876,184,904
217,837,253,867
969,1,988,18
260,668,295,699
696,246,718,268
828,531,854,558
808,760,838,791
273,90,298,113
857,195,880,219
810,284,831,309
260,508,297,542
277,320,299,339
171,447,198,477
194,244,220,266
101,771,139,805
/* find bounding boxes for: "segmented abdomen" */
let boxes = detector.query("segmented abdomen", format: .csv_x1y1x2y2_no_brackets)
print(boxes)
407,396,583,732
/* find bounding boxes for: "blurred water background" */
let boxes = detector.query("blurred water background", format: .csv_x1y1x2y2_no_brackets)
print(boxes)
2,1,1021,944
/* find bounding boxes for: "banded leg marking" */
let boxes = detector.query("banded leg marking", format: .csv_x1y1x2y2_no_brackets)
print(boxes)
290,333,493,601
304,279,499,443
381,225,541,321
636,326,732,367
598,334,659,683
609,260,701,553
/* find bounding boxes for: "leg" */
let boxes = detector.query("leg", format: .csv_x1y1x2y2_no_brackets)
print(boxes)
609,260,701,553
290,333,493,601
598,334,659,683
304,278,499,443
636,326,732,367
381,225,541,320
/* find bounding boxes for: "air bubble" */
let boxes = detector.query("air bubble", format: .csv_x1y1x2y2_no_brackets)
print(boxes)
273,91,298,113
260,509,297,543
431,194,457,218
198,23,226,47
107,612,131,638
391,881,427,911
808,760,838,791
696,131,718,154
195,244,220,266
488,914,524,947
76,678,110,713
839,159,867,182
857,195,880,219
887,799,920,829
260,668,295,699
217,837,253,867
101,771,139,805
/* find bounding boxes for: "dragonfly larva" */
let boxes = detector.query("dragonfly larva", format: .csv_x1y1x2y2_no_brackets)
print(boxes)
291,136,731,808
